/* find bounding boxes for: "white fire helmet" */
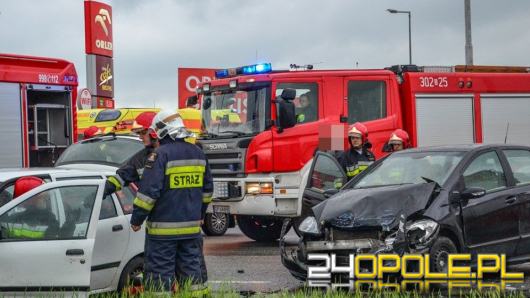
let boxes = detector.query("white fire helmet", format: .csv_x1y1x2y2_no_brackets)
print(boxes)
150,110,194,140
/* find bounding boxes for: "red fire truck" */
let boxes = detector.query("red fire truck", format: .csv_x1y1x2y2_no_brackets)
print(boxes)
197,63,530,241
0,53,78,168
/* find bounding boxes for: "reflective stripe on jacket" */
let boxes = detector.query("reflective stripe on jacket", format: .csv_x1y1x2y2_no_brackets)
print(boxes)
337,148,375,179
6,223,47,239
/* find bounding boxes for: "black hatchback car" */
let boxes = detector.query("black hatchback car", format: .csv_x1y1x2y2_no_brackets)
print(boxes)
281,144,530,280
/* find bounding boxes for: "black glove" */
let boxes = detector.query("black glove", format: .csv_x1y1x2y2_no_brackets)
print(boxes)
103,180,117,197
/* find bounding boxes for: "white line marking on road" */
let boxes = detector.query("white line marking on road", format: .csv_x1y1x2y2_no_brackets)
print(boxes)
209,281,271,284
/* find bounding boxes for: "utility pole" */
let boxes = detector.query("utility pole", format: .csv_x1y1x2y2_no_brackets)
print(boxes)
387,9,412,65
464,0,473,65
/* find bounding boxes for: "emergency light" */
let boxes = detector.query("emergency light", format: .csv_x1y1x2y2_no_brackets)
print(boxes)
215,63,272,79
215,69,229,78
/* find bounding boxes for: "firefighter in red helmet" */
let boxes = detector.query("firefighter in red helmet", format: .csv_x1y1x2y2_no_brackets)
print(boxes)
387,129,410,152
337,122,375,180
83,126,102,139
104,111,160,196
14,176,45,198
1,176,60,240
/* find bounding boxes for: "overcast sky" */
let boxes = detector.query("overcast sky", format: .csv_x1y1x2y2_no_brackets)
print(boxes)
1,0,529,110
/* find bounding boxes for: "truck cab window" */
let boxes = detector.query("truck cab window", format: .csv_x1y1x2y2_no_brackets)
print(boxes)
347,81,386,123
276,83,318,124
201,85,269,137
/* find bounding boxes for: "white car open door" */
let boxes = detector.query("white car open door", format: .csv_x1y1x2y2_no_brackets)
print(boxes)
0,179,105,295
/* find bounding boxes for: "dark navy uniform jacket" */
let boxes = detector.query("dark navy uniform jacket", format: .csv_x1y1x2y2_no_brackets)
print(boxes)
105,146,154,195
130,137,213,239
337,148,375,179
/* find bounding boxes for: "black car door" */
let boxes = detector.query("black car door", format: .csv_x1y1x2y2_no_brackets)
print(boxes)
460,150,519,256
501,148,530,257
299,152,347,218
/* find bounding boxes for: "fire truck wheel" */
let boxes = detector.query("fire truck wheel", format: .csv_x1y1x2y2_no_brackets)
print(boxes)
237,215,284,242
118,256,144,291
428,236,457,273
202,212,229,236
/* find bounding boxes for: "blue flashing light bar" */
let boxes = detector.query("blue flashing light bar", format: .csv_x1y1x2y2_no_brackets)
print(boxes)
255,63,272,73
242,65,256,74
215,63,272,79
215,69,229,78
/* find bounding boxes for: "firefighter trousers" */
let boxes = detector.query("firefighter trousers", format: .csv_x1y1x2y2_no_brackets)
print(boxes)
144,236,207,293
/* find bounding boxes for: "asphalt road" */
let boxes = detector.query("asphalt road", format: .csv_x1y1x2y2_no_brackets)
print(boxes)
204,226,302,294
203,227,530,295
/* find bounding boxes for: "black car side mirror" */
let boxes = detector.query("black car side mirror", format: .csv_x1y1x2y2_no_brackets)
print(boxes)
323,188,339,198
458,187,487,200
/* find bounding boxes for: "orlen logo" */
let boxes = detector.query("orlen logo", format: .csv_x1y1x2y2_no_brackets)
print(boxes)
207,143,228,150
95,8,113,51
186,76,212,92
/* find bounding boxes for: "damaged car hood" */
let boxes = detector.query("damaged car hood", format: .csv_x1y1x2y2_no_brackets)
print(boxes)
312,183,437,231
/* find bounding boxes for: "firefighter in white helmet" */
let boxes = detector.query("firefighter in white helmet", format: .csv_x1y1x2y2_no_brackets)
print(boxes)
130,110,212,295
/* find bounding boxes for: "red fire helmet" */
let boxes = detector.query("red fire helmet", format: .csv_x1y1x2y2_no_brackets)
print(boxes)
14,176,45,198
388,129,411,148
84,126,102,139
348,122,368,143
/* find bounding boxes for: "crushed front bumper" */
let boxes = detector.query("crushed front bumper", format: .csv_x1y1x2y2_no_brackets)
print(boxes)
279,220,434,280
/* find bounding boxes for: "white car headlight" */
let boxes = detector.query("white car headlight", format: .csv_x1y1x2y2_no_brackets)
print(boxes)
406,219,439,247
298,216,321,235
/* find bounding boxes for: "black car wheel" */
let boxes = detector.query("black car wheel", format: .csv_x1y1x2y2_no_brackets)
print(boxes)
237,215,285,242
202,212,229,236
429,236,457,272
117,256,144,291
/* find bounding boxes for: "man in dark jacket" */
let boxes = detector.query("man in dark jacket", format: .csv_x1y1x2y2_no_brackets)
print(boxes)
104,111,159,196
2,177,59,240
337,122,375,180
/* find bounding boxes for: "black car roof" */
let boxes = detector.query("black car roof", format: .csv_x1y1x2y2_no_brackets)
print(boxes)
396,144,530,154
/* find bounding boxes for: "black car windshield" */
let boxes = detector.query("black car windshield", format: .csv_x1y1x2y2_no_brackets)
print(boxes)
55,138,144,166
201,85,269,138
352,151,465,189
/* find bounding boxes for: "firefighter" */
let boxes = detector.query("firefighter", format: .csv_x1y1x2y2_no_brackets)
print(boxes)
2,177,59,240
130,111,213,295
83,126,102,139
387,129,411,152
296,92,316,123
104,111,159,196
337,122,375,179
178,95,202,144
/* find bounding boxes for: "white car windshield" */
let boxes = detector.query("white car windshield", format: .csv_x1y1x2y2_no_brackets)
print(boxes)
353,151,465,189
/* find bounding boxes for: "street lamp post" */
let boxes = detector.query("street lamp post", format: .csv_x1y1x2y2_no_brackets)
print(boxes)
387,9,412,65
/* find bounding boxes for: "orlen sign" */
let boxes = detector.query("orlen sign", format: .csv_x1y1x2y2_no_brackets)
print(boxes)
84,1,113,57
177,68,217,108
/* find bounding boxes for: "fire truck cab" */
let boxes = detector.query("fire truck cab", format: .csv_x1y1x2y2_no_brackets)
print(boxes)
197,63,530,241
0,53,78,168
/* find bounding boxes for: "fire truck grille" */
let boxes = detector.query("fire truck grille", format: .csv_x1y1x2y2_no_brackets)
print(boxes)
205,153,240,160
201,142,247,178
